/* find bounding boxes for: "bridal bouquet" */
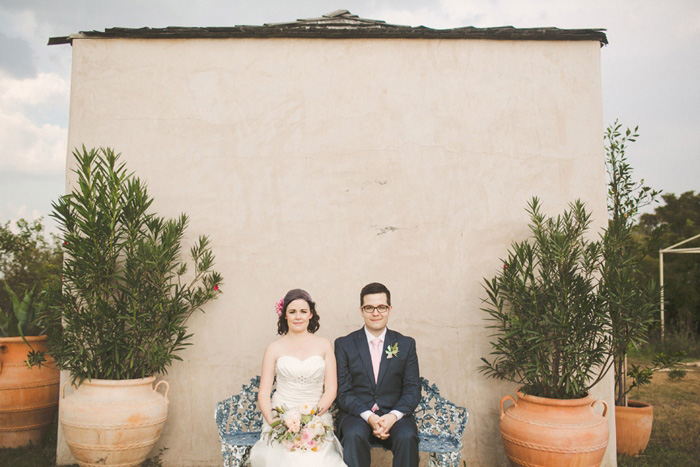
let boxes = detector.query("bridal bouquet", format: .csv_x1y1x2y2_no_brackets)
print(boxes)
265,403,333,452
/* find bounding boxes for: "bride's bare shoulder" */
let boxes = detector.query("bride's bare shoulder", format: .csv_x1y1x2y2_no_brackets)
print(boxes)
264,337,287,358
312,335,333,353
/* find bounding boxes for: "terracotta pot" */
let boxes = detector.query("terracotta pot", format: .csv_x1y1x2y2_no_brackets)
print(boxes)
615,401,653,456
0,336,60,448
60,376,169,467
499,390,609,466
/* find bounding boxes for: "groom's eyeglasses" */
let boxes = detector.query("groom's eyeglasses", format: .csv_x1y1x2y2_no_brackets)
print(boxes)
361,305,390,314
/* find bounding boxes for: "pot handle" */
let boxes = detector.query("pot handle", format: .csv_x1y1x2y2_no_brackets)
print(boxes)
61,382,69,399
592,400,608,418
154,380,169,403
500,395,517,420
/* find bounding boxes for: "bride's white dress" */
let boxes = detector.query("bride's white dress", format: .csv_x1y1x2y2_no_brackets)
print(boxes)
248,355,346,467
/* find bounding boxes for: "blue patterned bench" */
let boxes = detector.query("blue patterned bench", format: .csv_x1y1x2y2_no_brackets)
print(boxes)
215,376,468,467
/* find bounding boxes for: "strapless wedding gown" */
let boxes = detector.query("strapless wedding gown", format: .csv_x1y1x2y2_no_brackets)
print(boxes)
248,355,346,467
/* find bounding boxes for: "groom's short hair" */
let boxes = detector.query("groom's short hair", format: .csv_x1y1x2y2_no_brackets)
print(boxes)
360,282,391,306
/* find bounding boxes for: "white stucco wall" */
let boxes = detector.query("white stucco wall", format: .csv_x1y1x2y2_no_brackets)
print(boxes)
57,37,615,466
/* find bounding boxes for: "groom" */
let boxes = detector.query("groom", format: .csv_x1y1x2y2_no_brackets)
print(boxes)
335,282,420,467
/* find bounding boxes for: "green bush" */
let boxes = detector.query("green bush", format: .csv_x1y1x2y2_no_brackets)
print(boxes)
44,146,223,383
0,218,61,320
0,285,43,338
480,198,611,399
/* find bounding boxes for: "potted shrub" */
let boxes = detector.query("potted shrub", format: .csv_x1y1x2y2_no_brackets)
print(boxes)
0,285,60,448
600,121,664,456
614,351,685,456
480,197,613,466
43,146,222,466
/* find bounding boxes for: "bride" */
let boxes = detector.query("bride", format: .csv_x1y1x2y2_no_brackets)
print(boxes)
248,289,347,467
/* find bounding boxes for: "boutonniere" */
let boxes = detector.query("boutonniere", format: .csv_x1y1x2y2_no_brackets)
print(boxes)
385,343,399,359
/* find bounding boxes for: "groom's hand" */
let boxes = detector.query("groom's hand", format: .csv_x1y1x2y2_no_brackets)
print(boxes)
368,414,389,439
371,413,397,440
367,414,383,434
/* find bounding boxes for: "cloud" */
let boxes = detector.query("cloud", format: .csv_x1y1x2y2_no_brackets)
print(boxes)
0,71,68,108
0,6,37,38
0,71,68,174
3,204,42,230
0,32,36,78
375,0,613,29
0,110,66,174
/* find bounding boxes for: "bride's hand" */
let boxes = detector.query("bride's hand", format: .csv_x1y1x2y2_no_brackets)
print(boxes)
316,405,328,416
267,416,282,426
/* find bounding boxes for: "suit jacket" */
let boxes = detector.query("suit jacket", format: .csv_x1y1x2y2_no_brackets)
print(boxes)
334,328,420,425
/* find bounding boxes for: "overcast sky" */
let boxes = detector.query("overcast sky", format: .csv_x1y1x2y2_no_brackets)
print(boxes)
1,0,698,232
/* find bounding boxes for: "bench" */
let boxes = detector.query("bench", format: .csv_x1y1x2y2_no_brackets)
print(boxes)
215,376,468,467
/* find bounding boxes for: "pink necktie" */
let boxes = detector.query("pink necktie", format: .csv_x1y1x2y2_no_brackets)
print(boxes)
370,337,382,412
370,337,382,382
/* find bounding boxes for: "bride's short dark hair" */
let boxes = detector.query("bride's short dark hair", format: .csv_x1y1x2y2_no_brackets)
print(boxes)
277,288,320,335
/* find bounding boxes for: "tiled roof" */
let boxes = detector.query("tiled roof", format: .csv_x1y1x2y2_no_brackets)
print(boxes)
49,9,607,46
262,9,405,28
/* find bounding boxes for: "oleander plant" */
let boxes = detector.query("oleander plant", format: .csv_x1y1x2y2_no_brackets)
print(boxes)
480,197,612,399
43,146,223,384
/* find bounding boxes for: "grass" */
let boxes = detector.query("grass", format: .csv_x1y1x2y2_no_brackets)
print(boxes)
629,329,700,361
618,356,700,466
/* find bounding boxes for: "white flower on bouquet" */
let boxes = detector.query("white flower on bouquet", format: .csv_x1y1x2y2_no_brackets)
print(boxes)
309,416,327,436
300,402,315,415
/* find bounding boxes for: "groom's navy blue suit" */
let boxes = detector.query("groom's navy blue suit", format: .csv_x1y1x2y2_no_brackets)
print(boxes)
335,328,420,467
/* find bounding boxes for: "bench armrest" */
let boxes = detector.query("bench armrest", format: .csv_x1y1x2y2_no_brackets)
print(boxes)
215,376,263,438
415,378,469,445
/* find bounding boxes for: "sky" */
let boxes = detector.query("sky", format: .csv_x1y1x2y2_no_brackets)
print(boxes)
1,0,698,233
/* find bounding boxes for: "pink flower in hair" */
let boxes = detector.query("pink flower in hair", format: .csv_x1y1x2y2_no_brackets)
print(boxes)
275,298,284,317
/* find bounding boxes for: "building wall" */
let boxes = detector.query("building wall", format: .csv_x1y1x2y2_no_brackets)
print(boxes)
58,36,616,466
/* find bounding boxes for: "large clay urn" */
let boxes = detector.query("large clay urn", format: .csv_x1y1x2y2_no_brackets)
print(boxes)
0,335,60,448
615,401,653,456
60,376,169,467
499,391,609,466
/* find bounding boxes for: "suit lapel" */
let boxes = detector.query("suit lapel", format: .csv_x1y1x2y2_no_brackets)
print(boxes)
376,328,394,389
355,329,376,388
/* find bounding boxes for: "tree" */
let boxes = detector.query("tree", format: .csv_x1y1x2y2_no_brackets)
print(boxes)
0,218,62,315
636,191,700,335
601,120,661,406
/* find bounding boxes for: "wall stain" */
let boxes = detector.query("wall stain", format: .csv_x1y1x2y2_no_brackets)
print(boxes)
377,226,398,235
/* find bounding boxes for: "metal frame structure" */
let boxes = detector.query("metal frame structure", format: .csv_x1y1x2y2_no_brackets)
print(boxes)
659,233,700,340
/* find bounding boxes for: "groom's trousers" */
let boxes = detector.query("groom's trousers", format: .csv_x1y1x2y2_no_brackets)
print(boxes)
338,414,419,467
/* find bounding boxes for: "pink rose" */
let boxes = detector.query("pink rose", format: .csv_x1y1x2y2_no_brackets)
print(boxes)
301,428,314,444
284,411,301,433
